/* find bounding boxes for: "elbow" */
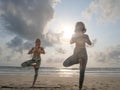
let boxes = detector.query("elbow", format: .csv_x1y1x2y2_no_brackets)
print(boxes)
87,42,91,45
70,42,73,44
28,52,30,54
89,42,92,45
42,51,45,54
28,51,32,54
88,42,92,45
28,52,32,54
86,40,92,45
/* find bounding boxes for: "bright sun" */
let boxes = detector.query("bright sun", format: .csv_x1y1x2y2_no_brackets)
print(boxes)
62,25,73,39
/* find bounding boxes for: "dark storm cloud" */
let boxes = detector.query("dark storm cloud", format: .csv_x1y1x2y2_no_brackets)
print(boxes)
6,36,39,53
7,36,23,48
7,36,23,53
23,41,34,50
0,0,59,47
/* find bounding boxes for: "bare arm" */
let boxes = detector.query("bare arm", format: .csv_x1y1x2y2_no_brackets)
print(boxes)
40,47,45,54
70,38,75,44
85,35,92,45
28,47,34,54
70,35,76,44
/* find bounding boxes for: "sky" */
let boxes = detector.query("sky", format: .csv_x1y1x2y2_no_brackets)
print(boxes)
0,0,120,68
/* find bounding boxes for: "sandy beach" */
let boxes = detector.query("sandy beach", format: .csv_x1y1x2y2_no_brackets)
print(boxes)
0,73,120,90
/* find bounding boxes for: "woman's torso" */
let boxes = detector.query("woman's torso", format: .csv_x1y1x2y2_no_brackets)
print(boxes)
32,47,42,58
72,33,86,48
72,34,88,59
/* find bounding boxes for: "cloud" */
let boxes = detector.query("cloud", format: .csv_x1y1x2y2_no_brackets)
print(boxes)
45,31,63,44
23,41,34,50
45,57,64,67
7,36,23,48
0,47,2,55
0,45,18,64
0,0,60,47
6,36,34,53
0,44,32,66
46,57,63,63
55,47,66,54
7,36,23,53
94,45,120,66
82,0,120,23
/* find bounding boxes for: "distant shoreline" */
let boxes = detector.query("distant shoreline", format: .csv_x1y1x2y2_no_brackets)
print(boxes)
0,66,120,76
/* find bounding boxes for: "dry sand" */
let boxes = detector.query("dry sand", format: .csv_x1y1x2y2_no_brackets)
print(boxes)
0,73,120,90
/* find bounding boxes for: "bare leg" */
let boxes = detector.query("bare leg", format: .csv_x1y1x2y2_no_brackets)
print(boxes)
79,59,86,90
32,67,39,87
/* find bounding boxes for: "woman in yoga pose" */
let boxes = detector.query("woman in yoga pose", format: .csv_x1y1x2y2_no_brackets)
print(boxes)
63,21,92,90
21,38,45,87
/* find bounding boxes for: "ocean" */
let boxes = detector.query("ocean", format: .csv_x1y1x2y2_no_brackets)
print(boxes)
0,66,120,76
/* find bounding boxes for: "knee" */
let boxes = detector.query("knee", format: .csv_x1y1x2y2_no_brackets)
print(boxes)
21,63,25,67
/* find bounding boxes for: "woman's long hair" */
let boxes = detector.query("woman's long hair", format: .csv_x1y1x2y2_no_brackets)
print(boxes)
74,21,86,33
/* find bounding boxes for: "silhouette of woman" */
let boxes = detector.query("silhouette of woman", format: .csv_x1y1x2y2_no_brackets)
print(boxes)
63,21,92,90
21,39,45,87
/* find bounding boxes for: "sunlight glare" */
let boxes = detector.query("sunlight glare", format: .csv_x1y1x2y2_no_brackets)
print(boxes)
62,24,73,39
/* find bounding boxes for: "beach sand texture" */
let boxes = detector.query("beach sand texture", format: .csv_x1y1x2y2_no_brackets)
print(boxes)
0,74,120,90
